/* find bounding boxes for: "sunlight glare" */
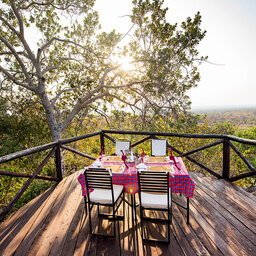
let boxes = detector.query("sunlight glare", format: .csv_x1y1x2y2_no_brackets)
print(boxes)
112,55,135,72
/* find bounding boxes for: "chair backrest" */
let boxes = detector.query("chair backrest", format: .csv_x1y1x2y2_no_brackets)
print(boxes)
115,140,131,155
138,170,169,195
84,167,113,191
151,139,167,156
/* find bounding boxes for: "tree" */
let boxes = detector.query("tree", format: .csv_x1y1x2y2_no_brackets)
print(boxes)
0,0,207,143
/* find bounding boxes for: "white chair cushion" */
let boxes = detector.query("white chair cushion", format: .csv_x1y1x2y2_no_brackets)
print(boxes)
89,184,124,204
151,139,167,156
140,190,172,209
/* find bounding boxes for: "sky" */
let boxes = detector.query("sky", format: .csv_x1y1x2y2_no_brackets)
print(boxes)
94,0,256,109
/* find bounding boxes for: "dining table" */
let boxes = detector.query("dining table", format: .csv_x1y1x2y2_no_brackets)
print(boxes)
78,155,195,198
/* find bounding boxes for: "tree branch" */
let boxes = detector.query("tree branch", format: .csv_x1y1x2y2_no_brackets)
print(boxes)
38,37,100,61
0,32,35,90
103,80,148,89
109,94,142,112
42,57,82,75
61,91,109,131
0,65,34,91
0,16,20,37
17,0,54,10
90,105,111,127
99,64,122,86
9,0,38,72
10,0,25,37
18,0,86,11
0,51,30,59
50,82,84,105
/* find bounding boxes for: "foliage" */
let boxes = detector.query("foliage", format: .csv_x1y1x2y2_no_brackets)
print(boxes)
194,107,256,129
0,0,207,142
2,179,54,216
0,98,51,156
232,127,256,187
0,152,55,214
0,100,53,216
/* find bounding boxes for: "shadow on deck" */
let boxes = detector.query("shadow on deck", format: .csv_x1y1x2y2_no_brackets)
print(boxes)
0,171,256,256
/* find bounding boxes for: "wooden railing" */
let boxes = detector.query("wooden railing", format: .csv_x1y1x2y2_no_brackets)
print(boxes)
0,130,255,221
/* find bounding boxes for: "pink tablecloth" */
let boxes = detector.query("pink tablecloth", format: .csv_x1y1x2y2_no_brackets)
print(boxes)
78,157,195,198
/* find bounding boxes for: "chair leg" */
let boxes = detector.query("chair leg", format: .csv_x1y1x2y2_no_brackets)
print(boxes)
123,193,125,218
117,214,121,256
140,207,144,239
88,203,93,234
113,204,116,237
130,194,134,224
84,197,87,217
168,207,172,243
187,197,190,225
133,194,137,222
97,204,100,216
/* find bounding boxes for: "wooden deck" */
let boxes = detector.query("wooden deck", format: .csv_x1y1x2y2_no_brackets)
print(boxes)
0,171,256,256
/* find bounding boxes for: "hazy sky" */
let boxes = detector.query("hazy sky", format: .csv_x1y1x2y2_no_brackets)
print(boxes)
94,0,256,108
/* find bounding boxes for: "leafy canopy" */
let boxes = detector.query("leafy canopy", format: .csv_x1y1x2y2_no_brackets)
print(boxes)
0,0,207,140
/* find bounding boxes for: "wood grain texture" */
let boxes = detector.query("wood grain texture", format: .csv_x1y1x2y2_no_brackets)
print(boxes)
1,171,255,256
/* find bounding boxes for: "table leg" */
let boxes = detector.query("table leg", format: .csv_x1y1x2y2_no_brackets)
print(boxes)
130,193,134,224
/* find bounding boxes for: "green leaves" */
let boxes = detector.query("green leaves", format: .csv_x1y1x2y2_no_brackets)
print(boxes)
0,0,207,146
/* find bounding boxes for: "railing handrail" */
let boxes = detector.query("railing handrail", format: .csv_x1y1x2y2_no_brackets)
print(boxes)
0,141,58,164
102,130,256,145
1,130,255,165
0,131,102,164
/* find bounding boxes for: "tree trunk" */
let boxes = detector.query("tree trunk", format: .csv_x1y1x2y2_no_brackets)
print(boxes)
51,127,65,176
37,88,65,175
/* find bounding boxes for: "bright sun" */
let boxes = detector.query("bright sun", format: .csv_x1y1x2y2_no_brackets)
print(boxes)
112,55,135,71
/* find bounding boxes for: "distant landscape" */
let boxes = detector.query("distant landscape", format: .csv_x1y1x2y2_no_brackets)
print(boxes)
192,105,256,129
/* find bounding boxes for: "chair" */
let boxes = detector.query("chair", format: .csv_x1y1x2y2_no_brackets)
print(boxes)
151,139,167,156
138,170,172,243
84,167,124,238
115,140,131,155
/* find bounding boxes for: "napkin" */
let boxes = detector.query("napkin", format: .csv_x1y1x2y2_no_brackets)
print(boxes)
169,148,180,170
121,150,129,168
99,146,104,161
140,148,146,162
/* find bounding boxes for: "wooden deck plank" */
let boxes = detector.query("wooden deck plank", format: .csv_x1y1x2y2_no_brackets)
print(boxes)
185,210,224,256
73,208,92,256
21,174,76,256
223,179,256,203
48,172,83,256
189,202,239,256
0,183,61,256
191,173,256,234
172,200,211,256
194,179,256,247
15,179,71,256
59,198,86,256
0,171,255,256
192,190,255,256
0,184,54,238
34,173,78,256
192,173,256,218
